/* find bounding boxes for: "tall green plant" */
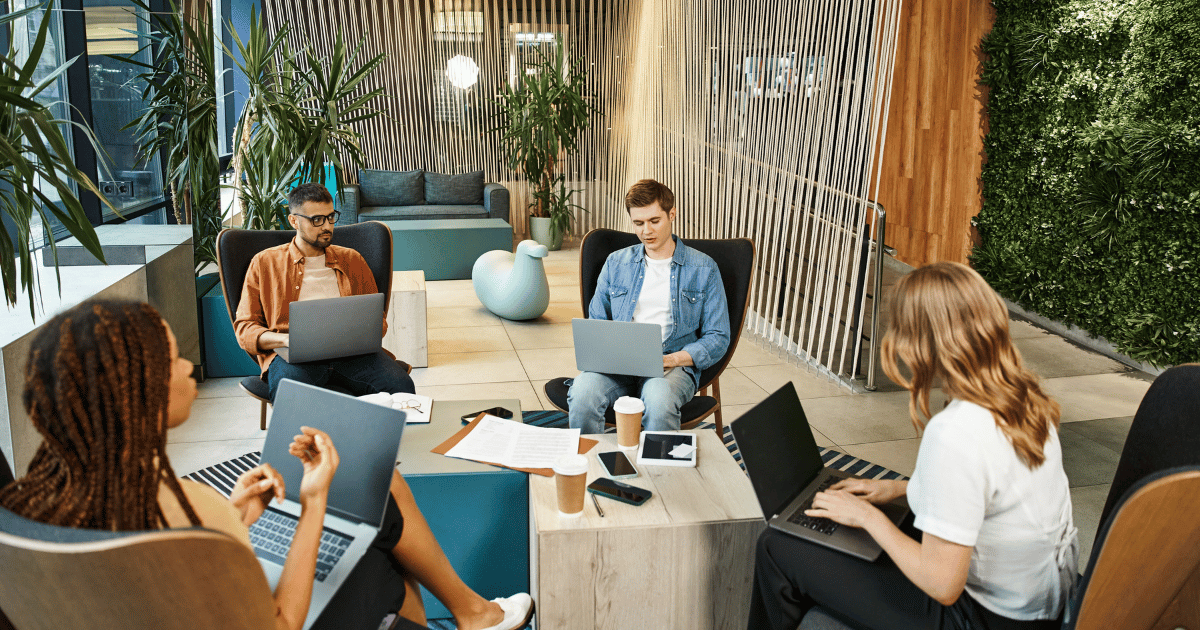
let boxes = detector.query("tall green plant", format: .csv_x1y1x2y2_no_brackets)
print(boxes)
124,0,220,271
493,38,600,236
0,2,109,315
229,9,384,229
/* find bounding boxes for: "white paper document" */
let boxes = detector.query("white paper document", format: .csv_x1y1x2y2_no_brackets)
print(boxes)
444,415,581,469
357,392,433,424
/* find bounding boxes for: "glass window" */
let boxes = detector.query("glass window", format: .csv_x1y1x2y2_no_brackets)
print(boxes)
83,0,165,220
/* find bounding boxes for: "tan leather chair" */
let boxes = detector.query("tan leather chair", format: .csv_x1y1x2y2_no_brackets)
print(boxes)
0,506,273,630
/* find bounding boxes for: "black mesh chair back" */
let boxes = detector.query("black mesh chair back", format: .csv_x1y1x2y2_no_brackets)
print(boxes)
0,447,12,488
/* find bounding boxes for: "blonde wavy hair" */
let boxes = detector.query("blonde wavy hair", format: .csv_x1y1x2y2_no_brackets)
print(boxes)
880,261,1060,468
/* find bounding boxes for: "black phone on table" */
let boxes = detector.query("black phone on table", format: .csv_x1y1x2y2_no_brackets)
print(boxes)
460,407,514,423
587,477,652,506
597,451,638,479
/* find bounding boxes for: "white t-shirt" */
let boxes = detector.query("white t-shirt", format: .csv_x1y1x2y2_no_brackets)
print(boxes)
632,256,674,343
907,399,1078,620
297,254,340,302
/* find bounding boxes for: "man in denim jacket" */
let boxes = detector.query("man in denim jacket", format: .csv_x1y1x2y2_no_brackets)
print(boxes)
568,180,730,434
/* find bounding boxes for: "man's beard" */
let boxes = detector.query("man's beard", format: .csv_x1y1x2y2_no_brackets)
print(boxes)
301,231,333,251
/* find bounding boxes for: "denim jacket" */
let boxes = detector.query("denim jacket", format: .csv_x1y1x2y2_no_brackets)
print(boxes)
588,235,730,389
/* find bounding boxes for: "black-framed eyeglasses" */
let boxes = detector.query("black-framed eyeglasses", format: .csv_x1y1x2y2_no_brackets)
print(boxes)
292,210,340,227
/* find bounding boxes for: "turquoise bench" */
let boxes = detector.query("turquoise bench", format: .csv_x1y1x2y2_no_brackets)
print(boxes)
381,218,513,281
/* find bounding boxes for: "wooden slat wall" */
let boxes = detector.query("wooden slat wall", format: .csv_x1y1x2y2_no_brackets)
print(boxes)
874,0,994,267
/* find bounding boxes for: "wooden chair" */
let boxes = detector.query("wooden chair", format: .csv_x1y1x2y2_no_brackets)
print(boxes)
0,506,274,630
215,221,399,430
542,228,755,435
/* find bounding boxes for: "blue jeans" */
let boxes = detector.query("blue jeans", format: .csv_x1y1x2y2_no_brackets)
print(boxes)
566,367,696,435
266,350,415,402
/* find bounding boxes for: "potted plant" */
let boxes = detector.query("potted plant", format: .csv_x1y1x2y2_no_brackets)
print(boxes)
229,9,384,229
0,2,110,315
494,37,599,250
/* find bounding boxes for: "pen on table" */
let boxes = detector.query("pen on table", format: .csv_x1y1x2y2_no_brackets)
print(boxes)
591,492,605,517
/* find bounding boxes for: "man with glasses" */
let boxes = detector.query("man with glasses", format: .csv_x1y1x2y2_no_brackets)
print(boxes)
234,183,415,401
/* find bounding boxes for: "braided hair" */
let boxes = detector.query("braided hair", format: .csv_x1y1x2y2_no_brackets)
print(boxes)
0,299,200,529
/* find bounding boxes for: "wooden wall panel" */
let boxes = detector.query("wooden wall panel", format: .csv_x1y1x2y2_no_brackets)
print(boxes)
875,0,994,267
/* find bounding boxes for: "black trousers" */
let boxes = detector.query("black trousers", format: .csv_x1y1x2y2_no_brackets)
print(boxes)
747,527,1062,630
312,494,410,630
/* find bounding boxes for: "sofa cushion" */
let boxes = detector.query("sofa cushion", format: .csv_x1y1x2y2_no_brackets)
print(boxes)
360,205,489,220
425,171,484,205
359,169,424,206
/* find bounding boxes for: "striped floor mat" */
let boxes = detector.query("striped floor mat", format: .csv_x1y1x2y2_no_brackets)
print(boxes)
186,410,903,630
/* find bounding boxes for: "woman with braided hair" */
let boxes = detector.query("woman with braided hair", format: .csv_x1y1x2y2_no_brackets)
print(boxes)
0,299,532,630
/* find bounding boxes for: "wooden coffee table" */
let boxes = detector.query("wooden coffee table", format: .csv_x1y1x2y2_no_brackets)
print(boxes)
528,430,765,629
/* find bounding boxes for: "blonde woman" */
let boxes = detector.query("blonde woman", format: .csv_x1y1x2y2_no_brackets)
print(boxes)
748,262,1077,630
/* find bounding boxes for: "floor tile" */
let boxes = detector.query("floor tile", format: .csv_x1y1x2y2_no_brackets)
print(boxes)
428,326,513,354
798,390,936,446
417,381,543,413
168,396,267,443
1042,373,1152,423
530,379,557,411
427,305,502,329
710,368,770,406
736,363,853,400
1071,484,1111,572
1014,336,1128,379
517,302,584,325
727,338,787,368
841,438,923,477
1059,429,1122,488
1061,416,1133,455
724,404,834,447
548,283,582,304
425,286,483,308
503,322,574,350
196,377,247,399
515,347,578,381
167,438,265,476
410,351,529,387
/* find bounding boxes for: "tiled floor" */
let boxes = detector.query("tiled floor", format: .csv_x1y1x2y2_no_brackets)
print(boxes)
169,246,1155,575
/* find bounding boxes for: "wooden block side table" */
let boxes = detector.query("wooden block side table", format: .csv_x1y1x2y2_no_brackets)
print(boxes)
385,270,428,367
529,430,765,629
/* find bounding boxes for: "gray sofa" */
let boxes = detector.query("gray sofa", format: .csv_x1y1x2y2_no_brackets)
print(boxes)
339,168,509,224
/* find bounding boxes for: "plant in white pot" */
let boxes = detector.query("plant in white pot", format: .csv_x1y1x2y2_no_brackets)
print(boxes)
493,37,599,250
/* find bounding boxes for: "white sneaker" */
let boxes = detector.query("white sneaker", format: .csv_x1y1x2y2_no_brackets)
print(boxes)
475,593,534,630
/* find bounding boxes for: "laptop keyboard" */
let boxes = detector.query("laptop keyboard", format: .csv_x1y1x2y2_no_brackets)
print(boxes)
250,507,354,582
785,477,839,535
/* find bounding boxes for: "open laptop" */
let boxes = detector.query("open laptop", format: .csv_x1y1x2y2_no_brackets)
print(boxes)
276,293,385,363
572,318,664,378
732,382,910,561
251,379,406,629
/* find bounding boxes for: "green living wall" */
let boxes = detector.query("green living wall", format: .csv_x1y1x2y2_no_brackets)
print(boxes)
974,0,1200,366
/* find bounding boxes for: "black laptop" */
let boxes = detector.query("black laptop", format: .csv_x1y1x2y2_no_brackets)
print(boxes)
732,382,910,561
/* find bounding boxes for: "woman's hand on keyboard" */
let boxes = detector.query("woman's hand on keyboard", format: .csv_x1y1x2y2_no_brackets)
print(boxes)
231,462,286,526
829,478,908,505
806,489,881,529
290,426,340,506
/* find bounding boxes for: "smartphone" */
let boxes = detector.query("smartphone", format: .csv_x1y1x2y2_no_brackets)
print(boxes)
597,451,638,479
587,477,652,506
460,407,514,423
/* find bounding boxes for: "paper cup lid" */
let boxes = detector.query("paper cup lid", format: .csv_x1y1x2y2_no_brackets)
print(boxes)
612,396,645,414
553,454,588,476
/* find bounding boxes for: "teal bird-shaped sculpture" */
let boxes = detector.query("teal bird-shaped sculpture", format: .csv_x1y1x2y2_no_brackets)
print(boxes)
472,240,551,320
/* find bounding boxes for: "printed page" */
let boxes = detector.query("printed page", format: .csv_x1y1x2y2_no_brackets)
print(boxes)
443,415,581,469
444,415,521,464
506,425,581,469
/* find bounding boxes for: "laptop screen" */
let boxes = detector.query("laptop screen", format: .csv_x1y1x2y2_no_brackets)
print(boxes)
262,379,406,526
731,382,826,520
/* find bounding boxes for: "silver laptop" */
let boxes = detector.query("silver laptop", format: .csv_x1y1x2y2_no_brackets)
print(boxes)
252,379,406,629
572,318,664,378
276,293,385,363
732,382,910,561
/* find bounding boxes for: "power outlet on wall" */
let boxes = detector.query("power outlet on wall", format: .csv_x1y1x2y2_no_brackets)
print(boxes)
99,180,134,199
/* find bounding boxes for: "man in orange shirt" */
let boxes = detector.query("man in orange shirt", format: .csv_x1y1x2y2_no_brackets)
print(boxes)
234,183,415,401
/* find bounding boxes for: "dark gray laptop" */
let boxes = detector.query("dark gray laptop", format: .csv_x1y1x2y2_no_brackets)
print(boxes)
276,293,385,363
732,382,910,561
572,318,664,378
252,379,406,629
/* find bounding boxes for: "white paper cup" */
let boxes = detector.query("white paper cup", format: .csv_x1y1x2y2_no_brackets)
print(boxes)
612,396,645,450
553,454,589,517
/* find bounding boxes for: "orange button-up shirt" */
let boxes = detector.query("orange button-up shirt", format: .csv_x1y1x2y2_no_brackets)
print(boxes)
234,241,388,373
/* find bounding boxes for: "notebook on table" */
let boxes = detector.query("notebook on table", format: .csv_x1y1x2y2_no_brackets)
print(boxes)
571,318,664,378
251,379,406,629
732,382,910,562
276,293,385,363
